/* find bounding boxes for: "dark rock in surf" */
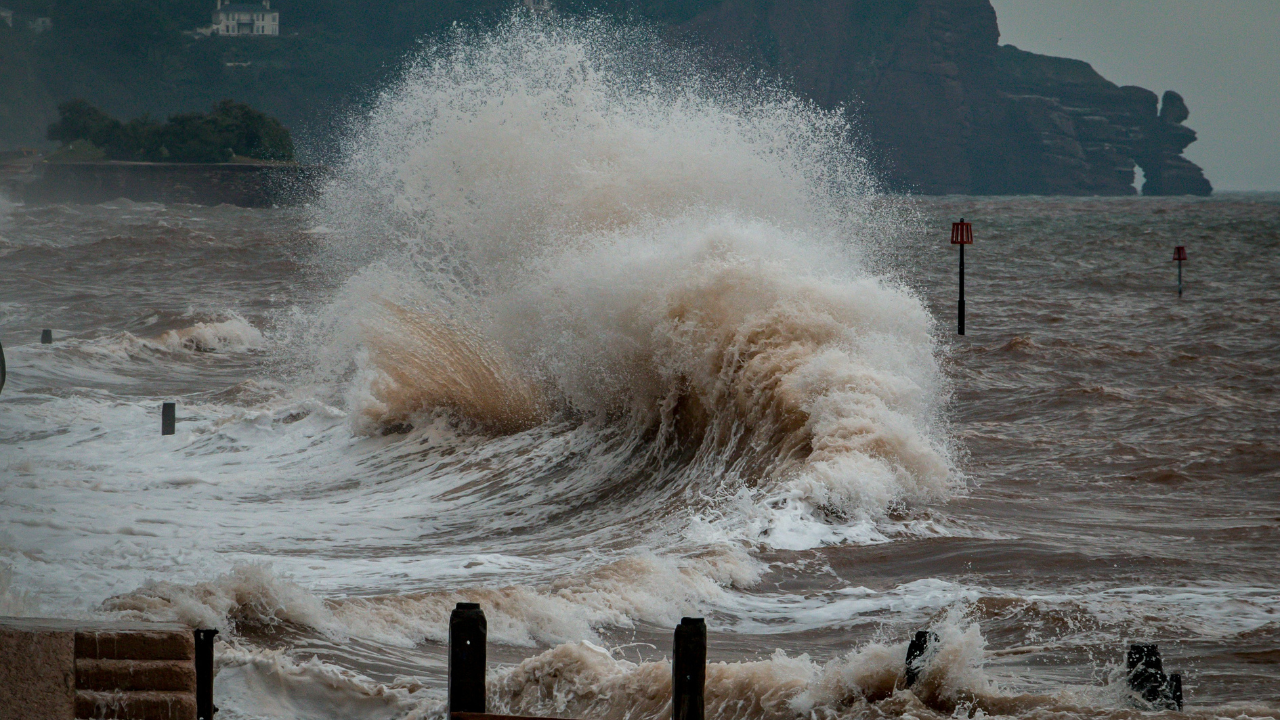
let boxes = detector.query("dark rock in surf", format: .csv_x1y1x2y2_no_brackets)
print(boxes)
904,629,938,687
1126,643,1185,710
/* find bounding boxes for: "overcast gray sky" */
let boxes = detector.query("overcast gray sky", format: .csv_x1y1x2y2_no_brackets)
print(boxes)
991,0,1279,192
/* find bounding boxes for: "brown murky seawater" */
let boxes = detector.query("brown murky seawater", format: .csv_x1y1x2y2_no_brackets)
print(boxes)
2,18,1277,720
2,193,1276,720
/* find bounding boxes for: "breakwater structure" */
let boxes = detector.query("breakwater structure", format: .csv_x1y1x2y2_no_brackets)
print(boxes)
0,607,1185,719
0,161,327,208
0,617,215,720
446,604,1183,720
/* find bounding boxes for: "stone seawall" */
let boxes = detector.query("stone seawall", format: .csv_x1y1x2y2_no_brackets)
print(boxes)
0,618,199,720
7,162,327,208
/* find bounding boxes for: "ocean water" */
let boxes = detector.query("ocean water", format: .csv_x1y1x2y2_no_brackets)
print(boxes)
2,17,1278,720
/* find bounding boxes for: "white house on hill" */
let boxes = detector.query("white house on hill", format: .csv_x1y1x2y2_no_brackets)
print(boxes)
212,0,278,36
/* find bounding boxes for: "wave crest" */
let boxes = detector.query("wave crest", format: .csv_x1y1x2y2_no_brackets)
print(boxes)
307,14,951,537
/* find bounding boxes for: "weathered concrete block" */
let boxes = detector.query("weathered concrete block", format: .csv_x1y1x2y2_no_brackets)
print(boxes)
75,690,197,720
0,618,199,720
75,627,194,661
0,618,77,720
76,659,196,693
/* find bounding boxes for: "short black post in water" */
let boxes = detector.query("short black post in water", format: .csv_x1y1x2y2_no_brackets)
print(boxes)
672,617,706,720
950,219,973,335
449,602,487,714
194,628,218,720
41,329,52,344
162,402,176,436
1173,246,1188,297
1167,672,1183,710
904,630,937,687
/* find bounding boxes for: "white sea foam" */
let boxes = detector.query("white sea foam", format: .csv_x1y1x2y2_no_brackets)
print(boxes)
208,616,1006,720
305,13,952,554
158,314,266,353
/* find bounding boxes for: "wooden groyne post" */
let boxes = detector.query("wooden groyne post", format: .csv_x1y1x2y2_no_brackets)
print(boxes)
672,617,706,720
163,402,177,436
446,604,707,720
449,602,488,714
195,628,218,720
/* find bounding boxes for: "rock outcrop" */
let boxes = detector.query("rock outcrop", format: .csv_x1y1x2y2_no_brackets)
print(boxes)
988,47,1211,196
1141,90,1213,196
663,0,1211,195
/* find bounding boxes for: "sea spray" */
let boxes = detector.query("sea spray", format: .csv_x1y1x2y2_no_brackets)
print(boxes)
305,13,954,549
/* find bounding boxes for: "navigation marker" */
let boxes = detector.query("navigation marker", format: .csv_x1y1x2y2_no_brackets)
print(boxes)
951,219,973,334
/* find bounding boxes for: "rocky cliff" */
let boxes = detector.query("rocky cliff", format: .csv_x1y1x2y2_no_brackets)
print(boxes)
662,0,1211,195
1,0,1212,196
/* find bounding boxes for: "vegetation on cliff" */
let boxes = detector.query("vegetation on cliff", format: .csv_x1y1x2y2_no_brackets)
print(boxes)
46,99,294,163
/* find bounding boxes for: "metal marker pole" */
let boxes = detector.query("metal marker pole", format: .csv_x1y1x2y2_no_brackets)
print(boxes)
958,242,965,335
1177,258,1183,297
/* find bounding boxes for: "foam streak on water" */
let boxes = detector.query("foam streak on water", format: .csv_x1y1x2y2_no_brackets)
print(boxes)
1,13,1278,720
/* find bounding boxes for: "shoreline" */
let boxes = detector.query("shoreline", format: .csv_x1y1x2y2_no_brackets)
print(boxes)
1,161,328,208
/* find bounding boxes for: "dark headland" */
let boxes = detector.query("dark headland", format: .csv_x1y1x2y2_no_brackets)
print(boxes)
0,0,1211,197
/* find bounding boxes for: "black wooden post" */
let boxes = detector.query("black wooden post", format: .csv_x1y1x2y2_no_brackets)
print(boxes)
1174,246,1188,297
449,602,487,714
41,329,52,344
162,402,176,436
194,628,218,720
672,617,706,720
0,338,6,396
1167,673,1183,710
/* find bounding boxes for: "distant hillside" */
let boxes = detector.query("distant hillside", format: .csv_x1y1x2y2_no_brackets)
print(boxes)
0,0,1210,194
0,0,517,156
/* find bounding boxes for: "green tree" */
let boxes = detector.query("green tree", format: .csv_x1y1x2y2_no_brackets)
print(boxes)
158,111,232,162
45,99,294,163
209,100,294,161
46,99,121,148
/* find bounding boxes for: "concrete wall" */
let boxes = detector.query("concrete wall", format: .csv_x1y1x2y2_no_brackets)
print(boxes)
0,618,197,720
7,162,327,208
0,618,75,720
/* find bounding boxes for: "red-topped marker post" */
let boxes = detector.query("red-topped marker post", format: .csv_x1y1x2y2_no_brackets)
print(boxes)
1173,246,1188,297
951,219,973,335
